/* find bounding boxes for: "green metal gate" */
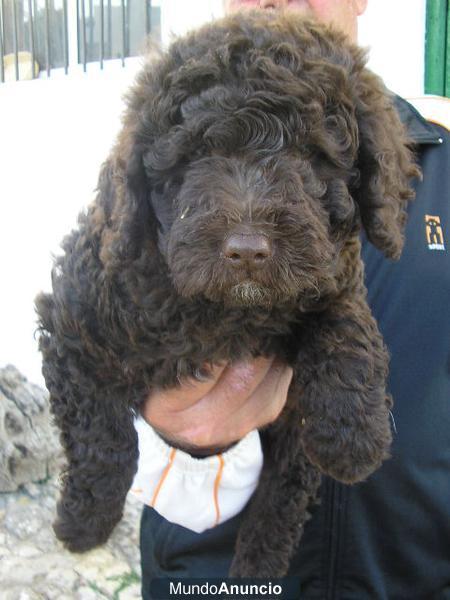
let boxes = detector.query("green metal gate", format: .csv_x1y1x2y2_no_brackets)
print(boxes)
425,0,450,96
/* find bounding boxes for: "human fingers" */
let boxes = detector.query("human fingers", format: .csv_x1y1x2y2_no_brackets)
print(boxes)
249,361,293,428
179,359,292,448
148,362,227,412
200,356,276,413
215,360,293,442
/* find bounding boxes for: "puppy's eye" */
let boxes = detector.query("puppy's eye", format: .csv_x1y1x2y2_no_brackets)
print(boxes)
180,207,190,220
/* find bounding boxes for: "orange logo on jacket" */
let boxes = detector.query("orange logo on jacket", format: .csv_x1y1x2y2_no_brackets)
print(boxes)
425,215,446,251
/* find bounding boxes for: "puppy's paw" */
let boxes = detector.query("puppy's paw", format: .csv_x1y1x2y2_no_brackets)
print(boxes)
301,400,392,484
53,501,119,553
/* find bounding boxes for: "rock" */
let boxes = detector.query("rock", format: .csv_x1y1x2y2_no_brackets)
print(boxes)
75,588,99,600
118,583,142,599
2,590,42,600
0,478,142,598
3,500,48,539
73,548,136,596
0,374,144,598
15,543,43,558
108,493,142,574
0,365,63,492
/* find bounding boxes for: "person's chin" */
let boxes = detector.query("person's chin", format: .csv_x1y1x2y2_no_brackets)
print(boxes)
153,427,239,457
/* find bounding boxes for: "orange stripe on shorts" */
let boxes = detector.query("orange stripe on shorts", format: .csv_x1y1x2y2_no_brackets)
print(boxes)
150,448,177,509
213,454,225,526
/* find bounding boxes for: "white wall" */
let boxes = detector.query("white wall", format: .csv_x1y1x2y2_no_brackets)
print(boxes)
158,0,427,98
0,0,427,387
359,0,426,98
160,0,224,42
0,65,140,386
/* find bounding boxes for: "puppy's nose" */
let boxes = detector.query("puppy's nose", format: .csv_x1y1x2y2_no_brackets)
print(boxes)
222,233,273,269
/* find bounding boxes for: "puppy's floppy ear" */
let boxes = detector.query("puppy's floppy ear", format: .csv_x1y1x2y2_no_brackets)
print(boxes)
98,138,158,269
351,70,421,259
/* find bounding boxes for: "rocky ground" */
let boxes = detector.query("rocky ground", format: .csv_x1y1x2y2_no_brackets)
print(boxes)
0,365,145,599
0,479,143,599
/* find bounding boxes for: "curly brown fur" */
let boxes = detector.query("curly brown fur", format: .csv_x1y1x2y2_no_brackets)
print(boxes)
35,11,419,575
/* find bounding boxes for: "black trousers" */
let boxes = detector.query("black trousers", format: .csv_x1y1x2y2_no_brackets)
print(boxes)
140,505,243,599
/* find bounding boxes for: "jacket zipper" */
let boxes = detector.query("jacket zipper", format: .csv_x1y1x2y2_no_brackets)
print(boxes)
325,479,345,600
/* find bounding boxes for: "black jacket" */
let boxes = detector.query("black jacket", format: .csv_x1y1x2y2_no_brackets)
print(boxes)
140,98,450,600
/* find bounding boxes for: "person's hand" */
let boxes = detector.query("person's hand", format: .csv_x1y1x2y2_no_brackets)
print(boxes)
141,357,293,456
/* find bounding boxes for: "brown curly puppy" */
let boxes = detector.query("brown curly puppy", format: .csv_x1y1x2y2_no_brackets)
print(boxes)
35,11,419,577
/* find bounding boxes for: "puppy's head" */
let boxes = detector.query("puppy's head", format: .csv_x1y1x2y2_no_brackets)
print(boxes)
160,153,338,308
100,11,419,308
